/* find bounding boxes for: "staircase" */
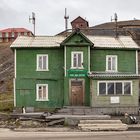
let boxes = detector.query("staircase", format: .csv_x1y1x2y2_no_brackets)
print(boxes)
78,120,128,131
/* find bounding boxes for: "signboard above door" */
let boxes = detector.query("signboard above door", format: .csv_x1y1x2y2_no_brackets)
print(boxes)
67,69,87,77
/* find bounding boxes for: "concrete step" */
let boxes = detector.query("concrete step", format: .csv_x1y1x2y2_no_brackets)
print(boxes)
57,107,103,115
78,123,126,127
79,119,122,124
80,125,128,131
78,119,128,131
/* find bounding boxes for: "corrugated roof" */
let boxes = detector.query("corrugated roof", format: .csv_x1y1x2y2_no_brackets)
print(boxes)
10,35,139,49
86,35,139,48
88,72,140,78
10,36,66,47
0,28,32,33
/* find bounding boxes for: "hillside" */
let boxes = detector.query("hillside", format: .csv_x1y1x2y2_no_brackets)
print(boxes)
0,42,14,93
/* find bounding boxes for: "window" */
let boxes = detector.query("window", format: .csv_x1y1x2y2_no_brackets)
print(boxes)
71,52,83,68
106,55,117,72
5,32,8,37
18,32,21,36
11,32,14,37
98,81,132,95
24,32,27,36
107,83,114,95
99,83,106,95
124,82,131,95
36,84,48,101
37,54,48,71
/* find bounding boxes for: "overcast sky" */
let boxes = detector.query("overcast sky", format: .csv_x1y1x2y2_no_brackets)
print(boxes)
0,0,140,35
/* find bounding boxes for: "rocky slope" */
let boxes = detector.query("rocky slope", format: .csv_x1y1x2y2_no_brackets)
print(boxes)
0,42,14,93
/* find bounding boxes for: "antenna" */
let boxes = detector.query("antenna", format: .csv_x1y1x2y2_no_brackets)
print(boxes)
111,13,118,37
29,12,36,36
64,8,69,31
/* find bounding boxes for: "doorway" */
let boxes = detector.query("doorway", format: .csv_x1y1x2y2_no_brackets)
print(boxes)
70,79,84,106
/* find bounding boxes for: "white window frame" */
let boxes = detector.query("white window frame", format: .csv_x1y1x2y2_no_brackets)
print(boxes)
71,51,83,69
106,55,117,72
36,84,49,101
36,54,49,71
97,81,132,96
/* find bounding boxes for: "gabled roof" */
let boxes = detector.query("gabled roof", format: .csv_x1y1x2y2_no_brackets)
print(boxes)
71,16,88,24
60,29,94,46
0,28,32,33
10,31,139,49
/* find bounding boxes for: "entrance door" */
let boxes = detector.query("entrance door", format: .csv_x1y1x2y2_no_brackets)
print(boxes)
70,80,84,106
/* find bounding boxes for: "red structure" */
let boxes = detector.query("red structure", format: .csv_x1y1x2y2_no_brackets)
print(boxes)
71,16,89,29
0,28,33,42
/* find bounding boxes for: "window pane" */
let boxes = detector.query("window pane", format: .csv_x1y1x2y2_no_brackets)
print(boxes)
112,57,116,70
42,86,46,99
116,83,122,94
108,57,111,70
43,56,47,69
39,56,42,69
78,53,82,67
38,86,42,99
107,83,114,95
73,54,77,67
124,82,131,95
99,83,106,95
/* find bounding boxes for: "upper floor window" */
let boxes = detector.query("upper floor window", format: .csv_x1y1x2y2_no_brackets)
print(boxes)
18,32,21,36
36,84,48,101
37,54,48,71
11,32,14,37
106,55,117,72
5,32,8,37
24,32,27,36
71,51,83,68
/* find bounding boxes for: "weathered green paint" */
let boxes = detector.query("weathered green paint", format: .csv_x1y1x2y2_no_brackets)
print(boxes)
16,48,64,108
14,31,139,110
61,30,93,46
63,33,91,106
91,79,139,107
91,49,136,73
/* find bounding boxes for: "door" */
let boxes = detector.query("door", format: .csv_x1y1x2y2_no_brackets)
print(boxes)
70,80,84,106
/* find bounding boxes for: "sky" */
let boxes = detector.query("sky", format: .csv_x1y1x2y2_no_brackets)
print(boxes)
0,0,140,35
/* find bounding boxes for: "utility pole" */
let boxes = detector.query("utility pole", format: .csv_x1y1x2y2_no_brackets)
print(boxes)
111,13,118,37
64,8,69,31
114,13,118,38
29,12,36,36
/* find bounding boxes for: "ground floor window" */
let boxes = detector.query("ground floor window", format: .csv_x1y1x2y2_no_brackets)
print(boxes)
36,84,48,101
98,81,132,95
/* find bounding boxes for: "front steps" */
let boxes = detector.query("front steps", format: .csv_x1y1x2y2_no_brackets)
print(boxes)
78,120,128,131
57,106,103,115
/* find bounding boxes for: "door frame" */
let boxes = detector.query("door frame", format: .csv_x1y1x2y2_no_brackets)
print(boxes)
69,78,85,106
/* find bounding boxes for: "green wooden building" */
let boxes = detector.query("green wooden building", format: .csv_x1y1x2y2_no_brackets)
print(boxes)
11,30,140,114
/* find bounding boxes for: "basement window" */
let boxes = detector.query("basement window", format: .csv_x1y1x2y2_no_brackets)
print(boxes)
36,84,48,101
